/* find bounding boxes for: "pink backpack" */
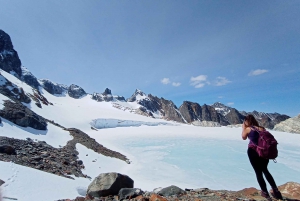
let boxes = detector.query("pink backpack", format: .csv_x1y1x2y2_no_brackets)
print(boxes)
252,127,278,161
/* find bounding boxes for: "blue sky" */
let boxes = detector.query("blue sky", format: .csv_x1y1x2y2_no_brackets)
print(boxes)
1,1,299,116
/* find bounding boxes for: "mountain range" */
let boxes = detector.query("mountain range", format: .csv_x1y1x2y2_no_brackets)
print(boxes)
0,29,291,130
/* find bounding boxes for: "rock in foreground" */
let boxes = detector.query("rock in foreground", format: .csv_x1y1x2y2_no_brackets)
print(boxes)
87,172,134,198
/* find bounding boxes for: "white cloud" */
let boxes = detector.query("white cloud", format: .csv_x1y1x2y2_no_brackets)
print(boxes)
161,78,170,84
248,69,269,76
195,83,205,88
227,102,234,106
215,77,231,86
190,75,208,88
172,82,181,87
218,96,223,99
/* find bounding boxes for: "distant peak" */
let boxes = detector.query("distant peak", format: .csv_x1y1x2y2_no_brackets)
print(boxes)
103,88,112,95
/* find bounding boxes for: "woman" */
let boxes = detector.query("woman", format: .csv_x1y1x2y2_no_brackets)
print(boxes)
242,114,283,200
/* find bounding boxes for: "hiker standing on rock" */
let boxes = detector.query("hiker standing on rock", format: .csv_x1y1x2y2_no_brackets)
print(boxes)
242,114,283,200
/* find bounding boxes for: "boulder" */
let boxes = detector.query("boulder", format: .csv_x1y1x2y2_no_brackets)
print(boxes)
118,188,144,200
157,185,186,197
0,144,16,155
87,172,134,198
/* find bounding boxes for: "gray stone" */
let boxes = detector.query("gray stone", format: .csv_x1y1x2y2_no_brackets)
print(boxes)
158,185,186,197
118,188,144,200
0,144,16,155
0,179,5,186
87,172,134,198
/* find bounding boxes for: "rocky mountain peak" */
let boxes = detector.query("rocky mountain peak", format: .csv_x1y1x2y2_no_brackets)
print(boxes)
103,88,112,95
211,102,232,116
0,30,22,78
92,88,125,102
127,89,147,102
68,84,87,99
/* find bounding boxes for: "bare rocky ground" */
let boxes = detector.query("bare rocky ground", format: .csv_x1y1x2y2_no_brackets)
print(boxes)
62,184,300,201
0,121,129,179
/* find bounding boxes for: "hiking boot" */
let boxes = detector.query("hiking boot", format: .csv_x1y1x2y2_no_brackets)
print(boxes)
271,188,283,200
261,191,272,201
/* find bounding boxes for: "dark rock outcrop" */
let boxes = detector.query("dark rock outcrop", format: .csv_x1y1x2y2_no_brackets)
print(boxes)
127,89,147,102
0,73,31,103
87,172,134,198
21,67,40,89
0,100,47,130
0,136,85,179
39,79,68,95
68,84,87,99
179,101,202,123
224,108,244,125
0,30,22,78
92,88,125,102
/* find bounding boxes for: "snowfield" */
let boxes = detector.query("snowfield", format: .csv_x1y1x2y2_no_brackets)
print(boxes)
1,69,300,201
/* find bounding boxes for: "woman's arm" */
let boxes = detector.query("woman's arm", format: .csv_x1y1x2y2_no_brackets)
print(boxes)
242,122,251,140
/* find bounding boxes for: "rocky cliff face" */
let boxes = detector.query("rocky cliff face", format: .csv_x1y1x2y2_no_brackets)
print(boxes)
39,79,68,95
0,30,22,78
0,100,47,130
68,84,87,99
179,101,229,126
224,108,244,125
21,67,40,89
273,114,299,134
0,73,31,103
179,101,202,123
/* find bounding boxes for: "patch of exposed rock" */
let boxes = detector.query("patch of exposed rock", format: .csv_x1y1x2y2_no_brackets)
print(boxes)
0,124,129,180
68,84,87,99
39,79,68,95
92,88,125,102
0,100,47,130
66,128,129,162
0,136,85,179
21,66,40,89
141,94,184,123
0,73,31,103
274,114,300,134
27,88,53,108
0,29,22,78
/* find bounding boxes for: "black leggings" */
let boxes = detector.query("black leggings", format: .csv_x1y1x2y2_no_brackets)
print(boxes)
247,148,277,192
